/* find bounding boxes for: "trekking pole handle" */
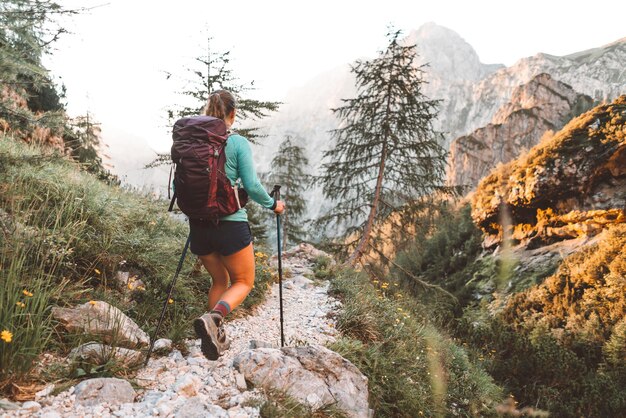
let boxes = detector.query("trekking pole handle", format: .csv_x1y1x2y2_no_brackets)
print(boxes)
271,184,281,202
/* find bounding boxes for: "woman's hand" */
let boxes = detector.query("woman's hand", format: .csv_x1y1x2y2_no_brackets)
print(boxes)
274,200,285,214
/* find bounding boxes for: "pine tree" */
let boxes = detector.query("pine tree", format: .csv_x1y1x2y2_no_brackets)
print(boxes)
0,1,72,131
270,136,310,250
318,29,449,266
245,201,268,244
148,37,281,168
64,112,119,185
167,37,280,141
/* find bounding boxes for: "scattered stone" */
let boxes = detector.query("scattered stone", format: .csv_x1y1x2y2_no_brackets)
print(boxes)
153,338,173,354
174,397,229,418
35,384,55,400
21,401,41,412
293,276,314,289
52,301,149,348
234,345,369,418
69,342,143,366
74,377,136,406
234,372,247,391
172,374,201,397
158,402,173,416
249,340,275,349
0,398,20,410
115,271,146,291
115,271,130,287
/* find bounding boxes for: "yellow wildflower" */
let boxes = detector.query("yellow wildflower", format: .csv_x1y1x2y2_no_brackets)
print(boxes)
22,290,33,297
94,268,101,275
16,301,26,308
168,298,174,304
89,300,97,305
1,330,12,343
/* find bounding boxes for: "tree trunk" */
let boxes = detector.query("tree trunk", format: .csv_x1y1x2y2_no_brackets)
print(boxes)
347,141,388,266
347,70,394,267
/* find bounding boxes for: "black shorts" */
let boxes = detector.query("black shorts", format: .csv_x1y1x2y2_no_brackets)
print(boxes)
189,220,252,256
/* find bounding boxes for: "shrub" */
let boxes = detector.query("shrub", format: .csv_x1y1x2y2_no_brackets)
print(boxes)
328,268,502,417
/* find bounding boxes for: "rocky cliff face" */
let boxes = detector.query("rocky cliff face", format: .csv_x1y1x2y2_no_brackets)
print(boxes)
448,73,594,189
471,95,626,249
249,24,625,218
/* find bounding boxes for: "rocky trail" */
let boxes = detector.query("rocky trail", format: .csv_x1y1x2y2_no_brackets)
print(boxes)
2,244,370,418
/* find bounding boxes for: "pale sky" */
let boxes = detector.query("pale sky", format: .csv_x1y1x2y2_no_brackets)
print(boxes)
47,0,626,153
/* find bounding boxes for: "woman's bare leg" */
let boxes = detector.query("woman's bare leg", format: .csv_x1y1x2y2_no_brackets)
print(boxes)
198,243,255,313
217,243,255,311
198,252,230,310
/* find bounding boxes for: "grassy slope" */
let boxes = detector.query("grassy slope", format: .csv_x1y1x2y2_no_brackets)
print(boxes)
321,262,502,417
0,137,275,392
391,96,626,418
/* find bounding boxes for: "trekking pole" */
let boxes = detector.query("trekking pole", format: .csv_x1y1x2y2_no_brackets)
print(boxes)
144,233,191,366
270,185,285,347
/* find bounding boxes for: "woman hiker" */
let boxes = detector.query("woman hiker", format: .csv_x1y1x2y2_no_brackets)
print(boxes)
191,89,285,361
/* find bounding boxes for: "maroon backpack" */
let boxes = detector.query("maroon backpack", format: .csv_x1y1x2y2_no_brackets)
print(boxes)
169,115,248,221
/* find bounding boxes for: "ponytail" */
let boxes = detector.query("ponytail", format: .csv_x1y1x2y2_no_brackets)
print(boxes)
205,90,236,121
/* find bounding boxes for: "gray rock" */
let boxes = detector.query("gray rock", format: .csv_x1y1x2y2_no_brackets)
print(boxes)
74,377,136,406
158,403,173,416
234,345,369,418
234,372,247,391
0,398,20,410
21,401,41,412
153,338,173,354
174,397,229,418
69,342,143,367
294,276,315,289
35,384,55,400
40,412,63,418
172,374,200,397
187,356,205,366
52,301,149,348
115,271,146,291
115,271,130,287
170,350,184,362
249,340,275,349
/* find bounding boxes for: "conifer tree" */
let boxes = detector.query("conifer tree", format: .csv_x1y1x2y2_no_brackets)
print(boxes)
318,29,449,266
245,201,268,243
148,36,280,170
270,136,310,250
167,37,280,141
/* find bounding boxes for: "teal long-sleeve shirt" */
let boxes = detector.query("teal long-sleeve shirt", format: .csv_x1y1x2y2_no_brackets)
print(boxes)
221,133,275,222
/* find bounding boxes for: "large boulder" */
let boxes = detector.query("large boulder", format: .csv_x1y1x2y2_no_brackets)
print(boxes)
52,301,149,348
74,377,136,406
234,345,370,418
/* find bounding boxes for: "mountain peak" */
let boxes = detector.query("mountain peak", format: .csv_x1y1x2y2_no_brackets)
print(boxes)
403,22,503,82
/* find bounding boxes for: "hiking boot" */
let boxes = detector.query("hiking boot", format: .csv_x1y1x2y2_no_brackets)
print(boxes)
193,312,230,361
